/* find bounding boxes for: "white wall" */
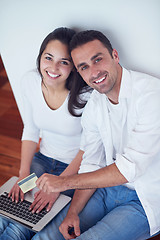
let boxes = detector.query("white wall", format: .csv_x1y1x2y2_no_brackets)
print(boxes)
0,0,160,121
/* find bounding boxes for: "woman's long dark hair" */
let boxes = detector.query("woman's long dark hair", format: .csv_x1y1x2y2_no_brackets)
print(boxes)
37,27,90,117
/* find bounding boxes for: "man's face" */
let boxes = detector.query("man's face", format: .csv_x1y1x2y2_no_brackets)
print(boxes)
71,40,121,98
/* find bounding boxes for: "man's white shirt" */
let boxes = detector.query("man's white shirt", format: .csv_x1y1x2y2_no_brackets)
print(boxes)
80,68,160,235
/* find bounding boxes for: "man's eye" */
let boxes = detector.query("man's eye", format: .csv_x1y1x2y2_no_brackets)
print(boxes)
95,58,102,63
81,65,88,71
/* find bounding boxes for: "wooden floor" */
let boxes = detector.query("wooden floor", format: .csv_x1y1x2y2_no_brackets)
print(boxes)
0,56,160,239
0,55,23,186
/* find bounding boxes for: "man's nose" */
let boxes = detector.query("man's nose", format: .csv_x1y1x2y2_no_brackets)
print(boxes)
90,65,101,79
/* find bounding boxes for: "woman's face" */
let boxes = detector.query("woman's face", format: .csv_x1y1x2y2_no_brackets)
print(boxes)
40,40,73,89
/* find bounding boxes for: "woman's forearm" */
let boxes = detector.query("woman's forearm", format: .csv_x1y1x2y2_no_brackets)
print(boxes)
19,140,38,177
60,150,84,177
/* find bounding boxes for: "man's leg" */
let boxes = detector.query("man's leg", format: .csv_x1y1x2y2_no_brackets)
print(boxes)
76,201,150,240
76,186,151,240
33,185,151,240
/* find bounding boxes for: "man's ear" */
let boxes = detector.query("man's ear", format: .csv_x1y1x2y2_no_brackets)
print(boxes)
112,49,119,62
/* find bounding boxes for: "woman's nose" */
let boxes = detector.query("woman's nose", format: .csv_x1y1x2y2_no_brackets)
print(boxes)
51,61,59,71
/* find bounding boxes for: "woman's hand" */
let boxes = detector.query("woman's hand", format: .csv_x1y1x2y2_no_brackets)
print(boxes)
8,176,26,203
29,190,60,213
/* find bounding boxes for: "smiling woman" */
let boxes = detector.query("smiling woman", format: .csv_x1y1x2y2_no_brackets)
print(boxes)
40,39,73,110
40,40,73,88
0,27,91,240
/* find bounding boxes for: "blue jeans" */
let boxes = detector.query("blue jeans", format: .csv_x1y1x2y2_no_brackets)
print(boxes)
30,151,69,178
30,152,74,197
32,185,152,240
0,152,73,240
0,219,35,240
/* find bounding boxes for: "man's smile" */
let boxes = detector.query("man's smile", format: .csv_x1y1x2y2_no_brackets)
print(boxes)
92,73,108,85
94,76,106,84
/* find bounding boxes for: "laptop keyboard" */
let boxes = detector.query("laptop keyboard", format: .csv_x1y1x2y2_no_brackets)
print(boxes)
0,192,48,224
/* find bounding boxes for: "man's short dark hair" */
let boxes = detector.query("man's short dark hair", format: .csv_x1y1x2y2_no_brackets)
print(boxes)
70,30,113,56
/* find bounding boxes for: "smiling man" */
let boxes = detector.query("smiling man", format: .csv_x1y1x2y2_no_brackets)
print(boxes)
33,30,160,240
72,39,122,103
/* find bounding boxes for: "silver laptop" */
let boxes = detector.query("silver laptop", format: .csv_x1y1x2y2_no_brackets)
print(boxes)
0,176,71,232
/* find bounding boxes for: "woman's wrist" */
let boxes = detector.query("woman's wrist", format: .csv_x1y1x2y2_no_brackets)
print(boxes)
19,169,30,178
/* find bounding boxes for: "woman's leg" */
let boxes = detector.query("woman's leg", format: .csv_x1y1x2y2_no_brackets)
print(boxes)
0,152,51,240
32,188,107,240
32,204,70,240
0,217,35,240
0,217,9,236
31,153,74,197
30,152,54,177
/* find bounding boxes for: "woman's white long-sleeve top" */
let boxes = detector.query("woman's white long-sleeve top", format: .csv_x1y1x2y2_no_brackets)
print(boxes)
21,70,89,164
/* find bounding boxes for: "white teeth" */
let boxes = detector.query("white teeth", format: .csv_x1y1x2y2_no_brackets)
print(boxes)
47,72,59,78
95,76,105,83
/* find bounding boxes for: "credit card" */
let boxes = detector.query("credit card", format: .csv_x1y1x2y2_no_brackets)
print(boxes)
17,173,38,193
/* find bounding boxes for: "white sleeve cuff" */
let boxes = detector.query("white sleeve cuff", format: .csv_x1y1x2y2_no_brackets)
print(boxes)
21,128,40,143
115,153,136,182
78,164,101,174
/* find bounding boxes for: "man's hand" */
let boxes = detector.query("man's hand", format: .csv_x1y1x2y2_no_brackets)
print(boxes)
59,212,81,240
29,190,60,213
36,173,67,194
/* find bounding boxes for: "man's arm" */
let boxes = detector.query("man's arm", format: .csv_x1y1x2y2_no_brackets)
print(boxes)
59,162,127,239
59,189,96,239
36,163,127,193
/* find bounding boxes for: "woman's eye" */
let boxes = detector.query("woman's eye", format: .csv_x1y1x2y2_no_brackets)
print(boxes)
61,61,69,65
45,56,52,61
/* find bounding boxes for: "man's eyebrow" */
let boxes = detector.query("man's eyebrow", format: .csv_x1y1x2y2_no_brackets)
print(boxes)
91,52,103,61
77,62,86,69
77,52,103,69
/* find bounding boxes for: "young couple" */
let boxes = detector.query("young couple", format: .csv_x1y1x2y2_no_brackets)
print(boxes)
0,27,160,240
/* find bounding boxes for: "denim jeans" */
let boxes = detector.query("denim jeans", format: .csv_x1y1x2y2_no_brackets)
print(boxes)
32,185,152,240
0,219,35,240
30,151,69,178
0,151,73,240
